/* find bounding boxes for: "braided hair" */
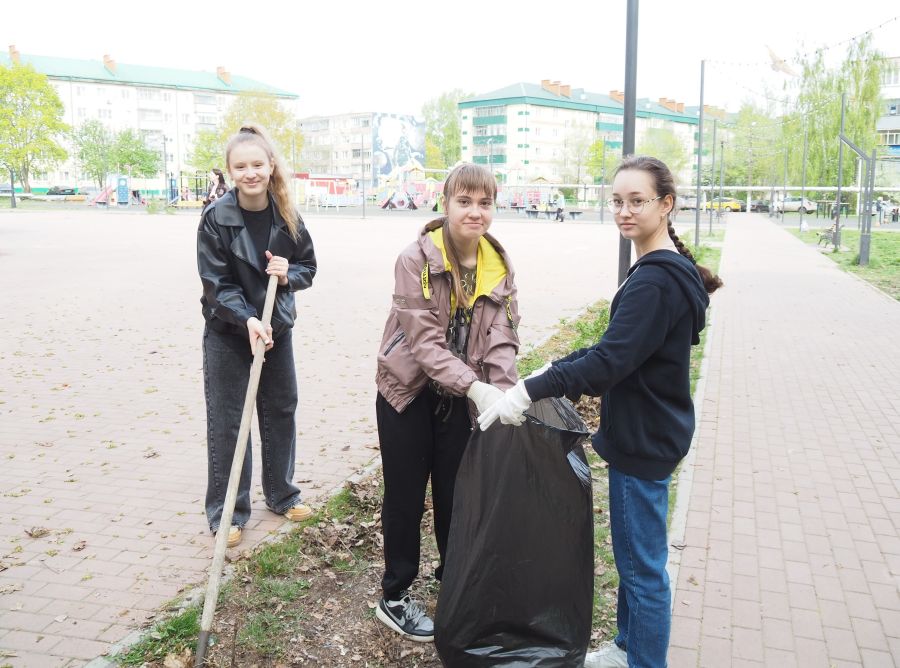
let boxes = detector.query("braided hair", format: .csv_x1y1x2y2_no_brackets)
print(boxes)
615,155,723,295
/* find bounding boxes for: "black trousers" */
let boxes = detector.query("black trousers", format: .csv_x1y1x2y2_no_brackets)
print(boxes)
376,387,472,599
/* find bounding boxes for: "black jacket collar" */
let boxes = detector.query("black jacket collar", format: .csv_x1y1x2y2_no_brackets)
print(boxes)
213,189,288,274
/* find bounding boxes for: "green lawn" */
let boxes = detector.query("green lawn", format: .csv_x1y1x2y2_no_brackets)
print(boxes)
790,228,900,300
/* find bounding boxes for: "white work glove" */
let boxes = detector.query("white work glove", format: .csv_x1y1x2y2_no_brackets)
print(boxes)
526,361,552,380
476,380,532,431
466,380,505,416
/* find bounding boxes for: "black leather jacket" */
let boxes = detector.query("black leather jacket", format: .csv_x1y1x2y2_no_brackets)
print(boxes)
197,190,317,339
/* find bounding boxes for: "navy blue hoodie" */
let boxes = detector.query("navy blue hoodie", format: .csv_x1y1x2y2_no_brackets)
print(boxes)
525,250,709,480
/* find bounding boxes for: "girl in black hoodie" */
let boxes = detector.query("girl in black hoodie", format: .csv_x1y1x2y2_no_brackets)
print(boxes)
479,156,722,667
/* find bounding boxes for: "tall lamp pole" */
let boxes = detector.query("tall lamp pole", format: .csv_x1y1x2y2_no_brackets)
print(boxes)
693,59,705,248
619,0,639,284
708,118,717,228
360,127,366,220
600,138,607,224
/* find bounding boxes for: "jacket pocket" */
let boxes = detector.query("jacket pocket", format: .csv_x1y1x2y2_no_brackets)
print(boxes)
383,331,405,356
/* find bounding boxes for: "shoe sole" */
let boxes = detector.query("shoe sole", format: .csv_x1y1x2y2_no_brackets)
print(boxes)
284,506,313,521
375,606,434,643
226,529,242,548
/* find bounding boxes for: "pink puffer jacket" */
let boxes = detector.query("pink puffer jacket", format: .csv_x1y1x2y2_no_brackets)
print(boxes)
375,221,521,413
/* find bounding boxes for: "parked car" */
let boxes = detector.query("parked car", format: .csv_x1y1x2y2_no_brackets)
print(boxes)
705,197,745,212
0,183,12,196
776,196,816,214
750,199,770,212
45,186,78,196
679,196,698,210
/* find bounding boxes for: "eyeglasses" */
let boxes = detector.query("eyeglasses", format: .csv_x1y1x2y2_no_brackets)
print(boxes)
606,195,663,214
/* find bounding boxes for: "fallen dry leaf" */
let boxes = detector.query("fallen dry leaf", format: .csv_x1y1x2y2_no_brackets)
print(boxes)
72,540,87,551
26,527,50,538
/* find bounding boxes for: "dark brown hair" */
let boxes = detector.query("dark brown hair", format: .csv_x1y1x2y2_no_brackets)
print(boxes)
425,163,498,308
615,155,723,295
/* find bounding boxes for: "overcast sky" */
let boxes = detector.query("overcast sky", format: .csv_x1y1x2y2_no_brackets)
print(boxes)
5,1,897,118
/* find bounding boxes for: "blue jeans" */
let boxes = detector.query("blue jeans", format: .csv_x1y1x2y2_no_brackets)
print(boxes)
609,466,671,668
202,325,301,532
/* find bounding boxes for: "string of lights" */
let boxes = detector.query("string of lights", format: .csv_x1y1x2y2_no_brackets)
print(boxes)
705,14,897,69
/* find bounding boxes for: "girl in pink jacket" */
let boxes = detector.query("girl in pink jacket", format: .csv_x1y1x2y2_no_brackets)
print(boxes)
373,163,521,641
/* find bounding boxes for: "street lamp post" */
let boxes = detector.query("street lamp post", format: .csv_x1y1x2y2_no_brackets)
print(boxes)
708,118,717,228
800,123,808,230
488,137,495,179
619,0,639,284
694,59,705,248
600,138,607,223
360,128,366,220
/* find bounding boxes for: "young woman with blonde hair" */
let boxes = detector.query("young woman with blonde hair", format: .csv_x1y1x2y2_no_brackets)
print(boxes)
197,124,317,548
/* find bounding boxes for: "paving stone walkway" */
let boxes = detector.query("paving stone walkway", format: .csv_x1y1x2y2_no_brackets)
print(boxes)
0,208,621,667
669,215,900,667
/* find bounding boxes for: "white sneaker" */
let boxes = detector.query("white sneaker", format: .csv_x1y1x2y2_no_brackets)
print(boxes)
584,642,628,668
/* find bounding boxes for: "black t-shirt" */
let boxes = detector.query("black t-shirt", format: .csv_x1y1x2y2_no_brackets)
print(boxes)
240,205,273,267
446,265,477,361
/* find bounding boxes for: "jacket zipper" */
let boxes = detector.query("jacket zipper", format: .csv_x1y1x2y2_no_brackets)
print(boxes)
383,331,405,356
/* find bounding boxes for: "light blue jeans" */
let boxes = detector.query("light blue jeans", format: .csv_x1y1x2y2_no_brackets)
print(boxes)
202,326,301,532
609,466,671,668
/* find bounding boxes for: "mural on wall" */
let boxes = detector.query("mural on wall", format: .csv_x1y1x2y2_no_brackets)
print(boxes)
372,113,425,182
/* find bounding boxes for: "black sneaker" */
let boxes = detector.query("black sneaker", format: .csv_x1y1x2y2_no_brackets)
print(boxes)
375,591,434,642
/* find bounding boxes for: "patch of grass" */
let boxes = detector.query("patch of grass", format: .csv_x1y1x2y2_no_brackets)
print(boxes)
253,537,304,578
256,577,310,603
117,607,199,666
789,228,900,300
238,610,289,657
517,302,611,377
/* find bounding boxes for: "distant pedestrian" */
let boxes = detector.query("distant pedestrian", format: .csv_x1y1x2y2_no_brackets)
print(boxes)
197,124,318,549
478,155,723,668
203,168,228,208
555,191,566,222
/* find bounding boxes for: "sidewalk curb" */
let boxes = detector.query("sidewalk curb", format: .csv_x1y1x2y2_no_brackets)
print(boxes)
666,245,724,612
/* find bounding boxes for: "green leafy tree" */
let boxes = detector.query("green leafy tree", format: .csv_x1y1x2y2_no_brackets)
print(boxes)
113,129,160,177
637,128,689,178
0,64,68,192
72,120,115,188
779,33,885,195
422,90,467,169
188,129,225,173
219,92,303,172
586,139,620,184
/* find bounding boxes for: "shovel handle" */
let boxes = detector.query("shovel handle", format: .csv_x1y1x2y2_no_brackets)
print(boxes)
196,275,278,666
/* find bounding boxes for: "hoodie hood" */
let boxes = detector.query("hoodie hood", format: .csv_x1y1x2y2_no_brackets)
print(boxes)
630,250,709,344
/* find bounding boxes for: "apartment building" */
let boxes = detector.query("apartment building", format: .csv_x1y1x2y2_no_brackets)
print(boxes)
0,45,297,188
459,80,700,185
299,112,425,191
877,56,900,160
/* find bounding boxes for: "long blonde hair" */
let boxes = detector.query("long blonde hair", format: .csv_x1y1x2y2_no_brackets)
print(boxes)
225,123,298,239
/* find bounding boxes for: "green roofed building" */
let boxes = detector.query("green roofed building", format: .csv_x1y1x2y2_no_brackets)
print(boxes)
459,80,702,186
1,45,297,190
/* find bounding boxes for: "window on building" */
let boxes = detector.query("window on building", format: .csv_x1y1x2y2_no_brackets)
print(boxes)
194,93,216,106
475,105,505,118
137,88,157,100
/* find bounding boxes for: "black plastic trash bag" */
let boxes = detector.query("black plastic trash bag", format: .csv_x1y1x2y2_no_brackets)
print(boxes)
435,397,594,667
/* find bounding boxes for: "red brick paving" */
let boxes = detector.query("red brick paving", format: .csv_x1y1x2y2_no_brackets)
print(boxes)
668,215,900,666
0,208,618,666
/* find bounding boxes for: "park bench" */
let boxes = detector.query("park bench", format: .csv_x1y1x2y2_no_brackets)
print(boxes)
568,210,584,220
525,209,540,219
